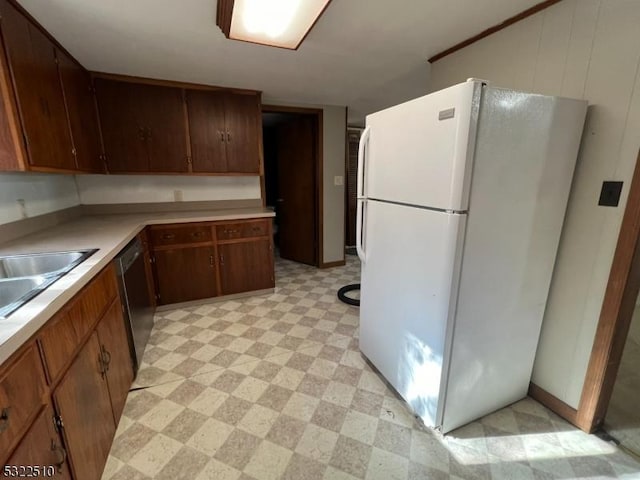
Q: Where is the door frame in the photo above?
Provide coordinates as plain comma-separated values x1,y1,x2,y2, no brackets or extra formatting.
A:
574,149,640,432
261,104,323,267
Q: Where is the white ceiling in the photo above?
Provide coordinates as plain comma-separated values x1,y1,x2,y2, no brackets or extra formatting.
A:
18,0,541,124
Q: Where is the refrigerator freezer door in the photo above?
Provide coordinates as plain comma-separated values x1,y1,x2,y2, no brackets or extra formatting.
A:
364,81,481,211
359,200,466,427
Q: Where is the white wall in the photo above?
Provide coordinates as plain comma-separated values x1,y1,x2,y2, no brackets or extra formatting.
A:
75,175,261,204
0,173,79,226
262,99,347,264
429,0,640,408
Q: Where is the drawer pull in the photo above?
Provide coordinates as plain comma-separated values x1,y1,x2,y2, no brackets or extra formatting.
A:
0,407,10,433
224,229,239,235
51,440,67,473
192,231,205,238
252,226,261,232
162,233,176,240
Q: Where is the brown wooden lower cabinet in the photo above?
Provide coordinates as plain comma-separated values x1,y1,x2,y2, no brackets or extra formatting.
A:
5,404,71,479
53,331,116,480
219,239,275,295
149,218,275,305
96,300,134,424
154,245,217,305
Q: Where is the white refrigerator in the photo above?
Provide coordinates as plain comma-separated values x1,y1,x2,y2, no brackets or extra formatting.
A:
357,80,587,434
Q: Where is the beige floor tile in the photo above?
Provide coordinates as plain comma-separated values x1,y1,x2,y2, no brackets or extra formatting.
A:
137,399,184,432
296,424,340,463
128,434,183,477
243,440,293,480
282,391,321,422
341,410,379,445
186,417,234,456
233,376,270,402
188,386,229,416
323,381,357,408
365,448,409,480
238,404,280,438
196,458,242,480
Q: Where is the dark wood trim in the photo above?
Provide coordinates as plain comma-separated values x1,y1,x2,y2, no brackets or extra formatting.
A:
182,89,193,173
216,0,234,37
317,110,324,267
576,149,640,432
294,0,333,51
320,260,346,269
89,71,261,96
262,104,324,267
257,94,266,207
529,382,578,425
428,0,563,63
215,0,333,51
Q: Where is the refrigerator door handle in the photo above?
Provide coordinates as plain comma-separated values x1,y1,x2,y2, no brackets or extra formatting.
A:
356,198,367,262
357,126,371,199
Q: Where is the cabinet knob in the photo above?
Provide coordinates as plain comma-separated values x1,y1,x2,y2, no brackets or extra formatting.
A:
162,233,176,240
226,131,232,142
192,231,205,238
218,131,225,142
0,407,10,433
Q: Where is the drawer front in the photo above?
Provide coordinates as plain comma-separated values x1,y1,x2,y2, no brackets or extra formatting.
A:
217,220,270,240
150,225,213,246
0,344,47,460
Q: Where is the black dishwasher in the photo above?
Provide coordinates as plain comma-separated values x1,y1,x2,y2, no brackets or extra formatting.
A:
115,237,154,375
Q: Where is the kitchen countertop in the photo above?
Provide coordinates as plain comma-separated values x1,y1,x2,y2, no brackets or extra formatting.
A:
0,207,275,364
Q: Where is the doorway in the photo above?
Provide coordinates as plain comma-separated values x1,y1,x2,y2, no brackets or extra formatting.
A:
605,297,640,456
262,106,322,267
345,128,363,251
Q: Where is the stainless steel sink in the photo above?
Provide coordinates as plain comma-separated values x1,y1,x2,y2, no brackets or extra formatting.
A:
0,249,97,319
0,251,87,278
0,277,48,309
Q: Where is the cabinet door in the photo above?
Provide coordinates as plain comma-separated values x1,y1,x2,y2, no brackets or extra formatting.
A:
5,404,71,479
96,301,133,425
224,93,260,173
0,0,74,170
219,239,274,295
53,332,115,480
57,50,103,172
186,89,227,172
95,79,150,172
145,85,189,173
154,246,217,305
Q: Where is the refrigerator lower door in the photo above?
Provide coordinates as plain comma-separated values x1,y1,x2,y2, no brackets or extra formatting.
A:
359,200,466,428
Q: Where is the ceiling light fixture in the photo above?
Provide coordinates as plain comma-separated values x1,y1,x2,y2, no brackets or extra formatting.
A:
216,0,332,50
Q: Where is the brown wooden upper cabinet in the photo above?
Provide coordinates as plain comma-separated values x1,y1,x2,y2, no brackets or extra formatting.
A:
0,0,103,173
56,50,104,172
0,0,74,170
187,90,261,174
95,78,189,173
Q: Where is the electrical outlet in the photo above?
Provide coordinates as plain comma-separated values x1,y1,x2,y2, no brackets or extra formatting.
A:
173,190,183,202
334,176,344,186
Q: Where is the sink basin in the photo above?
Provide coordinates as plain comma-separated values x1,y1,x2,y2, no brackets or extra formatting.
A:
0,277,48,312
0,251,88,278
0,249,97,319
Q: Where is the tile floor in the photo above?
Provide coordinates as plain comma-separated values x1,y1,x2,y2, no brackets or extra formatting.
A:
605,304,640,457
103,256,640,480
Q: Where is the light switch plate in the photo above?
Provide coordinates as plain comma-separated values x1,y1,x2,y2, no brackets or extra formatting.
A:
334,176,344,186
